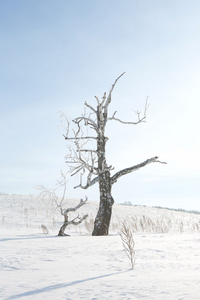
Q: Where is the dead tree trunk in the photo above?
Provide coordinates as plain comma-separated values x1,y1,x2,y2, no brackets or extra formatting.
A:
63,73,166,236
92,101,114,235
92,170,114,235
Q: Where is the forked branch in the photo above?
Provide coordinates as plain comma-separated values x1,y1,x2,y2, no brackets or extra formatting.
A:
61,197,88,215
58,196,88,236
108,97,149,125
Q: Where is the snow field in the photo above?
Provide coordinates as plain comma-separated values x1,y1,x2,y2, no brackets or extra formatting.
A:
1,231,200,299
1,195,200,299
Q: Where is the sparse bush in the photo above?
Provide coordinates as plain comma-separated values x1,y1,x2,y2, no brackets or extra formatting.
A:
41,224,49,234
119,221,135,269
84,216,94,235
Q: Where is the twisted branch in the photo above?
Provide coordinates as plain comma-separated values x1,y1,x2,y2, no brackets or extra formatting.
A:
111,156,166,184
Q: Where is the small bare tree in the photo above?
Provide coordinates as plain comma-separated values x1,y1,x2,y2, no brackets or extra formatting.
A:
57,197,88,236
119,221,135,269
62,73,166,236
37,172,88,236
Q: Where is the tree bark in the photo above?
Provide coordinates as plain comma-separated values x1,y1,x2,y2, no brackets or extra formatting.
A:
92,170,114,235
92,105,114,235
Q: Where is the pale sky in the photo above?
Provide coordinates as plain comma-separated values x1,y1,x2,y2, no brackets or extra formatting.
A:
1,0,200,210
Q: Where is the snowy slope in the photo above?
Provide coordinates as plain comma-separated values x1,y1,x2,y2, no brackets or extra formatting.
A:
1,194,200,235
1,194,200,299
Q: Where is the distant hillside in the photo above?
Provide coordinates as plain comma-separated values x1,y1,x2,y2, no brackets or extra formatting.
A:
1,194,200,235
120,200,200,215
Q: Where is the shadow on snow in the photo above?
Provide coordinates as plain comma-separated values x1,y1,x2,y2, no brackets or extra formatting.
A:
0,235,59,242
6,271,130,299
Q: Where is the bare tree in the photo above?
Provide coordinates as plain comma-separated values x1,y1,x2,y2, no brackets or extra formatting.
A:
37,172,88,236
62,73,166,236
57,197,88,236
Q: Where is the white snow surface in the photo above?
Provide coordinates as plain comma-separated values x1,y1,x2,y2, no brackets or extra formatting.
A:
1,194,200,299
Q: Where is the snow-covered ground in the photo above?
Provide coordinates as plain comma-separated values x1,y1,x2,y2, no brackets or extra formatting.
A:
1,194,200,299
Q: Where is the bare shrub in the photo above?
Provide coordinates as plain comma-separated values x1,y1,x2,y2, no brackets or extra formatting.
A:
84,215,94,235
41,224,49,234
119,221,135,269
